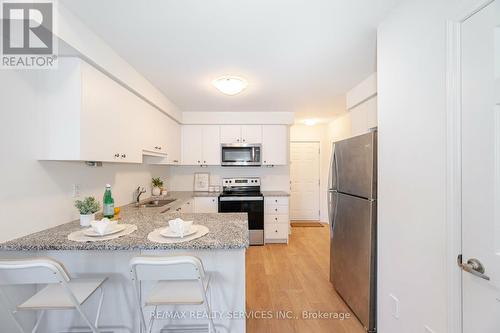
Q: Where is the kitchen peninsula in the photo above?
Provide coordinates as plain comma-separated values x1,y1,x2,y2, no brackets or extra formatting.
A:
0,196,249,333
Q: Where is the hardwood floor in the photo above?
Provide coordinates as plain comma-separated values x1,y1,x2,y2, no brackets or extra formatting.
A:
246,224,365,333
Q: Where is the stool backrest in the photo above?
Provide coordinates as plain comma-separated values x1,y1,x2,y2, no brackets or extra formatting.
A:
130,255,205,281
0,257,71,285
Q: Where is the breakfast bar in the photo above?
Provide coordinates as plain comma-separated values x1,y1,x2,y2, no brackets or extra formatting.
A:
0,204,249,333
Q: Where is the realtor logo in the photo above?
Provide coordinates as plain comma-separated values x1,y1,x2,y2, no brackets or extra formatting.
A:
1,0,57,68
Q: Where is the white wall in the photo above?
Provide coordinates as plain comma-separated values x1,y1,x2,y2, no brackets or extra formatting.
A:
0,70,169,243
376,0,482,332
290,124,330,222
168,166,290,192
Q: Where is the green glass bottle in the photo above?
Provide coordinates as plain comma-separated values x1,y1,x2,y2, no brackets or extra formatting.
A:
103,184,115,218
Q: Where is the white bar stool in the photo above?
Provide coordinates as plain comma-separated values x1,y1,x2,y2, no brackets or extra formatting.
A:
0,257,107,333
129,255,215,333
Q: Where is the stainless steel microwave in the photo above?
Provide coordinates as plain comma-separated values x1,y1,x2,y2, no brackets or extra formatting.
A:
221,144,261,166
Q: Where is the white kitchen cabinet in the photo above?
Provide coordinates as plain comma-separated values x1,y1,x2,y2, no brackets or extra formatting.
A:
202,126,221,165
39,58,142,163
38,58,181,164
194,197,218,213
264,196,289,244
181,125,203,165
220,125,241,144
165,117,181,164
262,125,288,165
181,125,220,165
241,125,262,143
175,199,194,213
220,125,262,144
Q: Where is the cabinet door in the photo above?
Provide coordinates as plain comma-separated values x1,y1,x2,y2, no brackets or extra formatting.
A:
181,200,194,213
182,125,203,165
202,125,221,165
165,116,181,164
262,125,288,165
194,197,218,213
241,125,262,143
81,61,140,163
220,125,241,143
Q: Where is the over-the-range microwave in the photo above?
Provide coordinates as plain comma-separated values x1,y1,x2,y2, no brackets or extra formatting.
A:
221,143,261,166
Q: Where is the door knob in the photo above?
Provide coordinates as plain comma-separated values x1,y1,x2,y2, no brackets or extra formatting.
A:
458,255,490,281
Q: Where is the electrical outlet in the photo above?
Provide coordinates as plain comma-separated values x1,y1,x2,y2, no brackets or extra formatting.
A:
389,294,400,319
424,325,436,333
72,184,80,198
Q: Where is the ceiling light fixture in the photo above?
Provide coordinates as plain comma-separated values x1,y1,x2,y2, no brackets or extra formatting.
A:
304,119,318,126
212,76,248,95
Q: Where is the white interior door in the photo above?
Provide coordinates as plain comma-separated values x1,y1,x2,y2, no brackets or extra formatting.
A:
290,142,320,220
461,1,500,331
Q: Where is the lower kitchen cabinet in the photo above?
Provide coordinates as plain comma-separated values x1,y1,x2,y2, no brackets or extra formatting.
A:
175,199,194,213
264,196,289,243
194,197,218,213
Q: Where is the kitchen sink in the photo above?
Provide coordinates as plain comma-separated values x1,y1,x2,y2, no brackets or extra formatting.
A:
142,199,176,207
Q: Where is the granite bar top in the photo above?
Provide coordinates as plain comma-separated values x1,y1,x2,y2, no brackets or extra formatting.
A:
262,191,290,197
0,195,248,251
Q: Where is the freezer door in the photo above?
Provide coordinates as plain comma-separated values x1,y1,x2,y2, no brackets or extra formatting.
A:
330,192,376,332
333,131,377,199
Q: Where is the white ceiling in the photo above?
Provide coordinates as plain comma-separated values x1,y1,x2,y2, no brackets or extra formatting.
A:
61,0,400,122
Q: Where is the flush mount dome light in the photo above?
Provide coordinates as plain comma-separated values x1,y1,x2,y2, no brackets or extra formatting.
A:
212,76,248,95
304,119,318,126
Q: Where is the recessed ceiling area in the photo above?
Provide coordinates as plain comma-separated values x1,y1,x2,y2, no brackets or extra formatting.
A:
61,0,400,121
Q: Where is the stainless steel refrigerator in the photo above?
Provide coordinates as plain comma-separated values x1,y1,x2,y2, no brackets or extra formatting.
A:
328,131,377,333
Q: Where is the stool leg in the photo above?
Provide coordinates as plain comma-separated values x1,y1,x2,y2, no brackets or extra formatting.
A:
147,305,157,333
74,303,100,333
94,287,104,328
31,310,45,333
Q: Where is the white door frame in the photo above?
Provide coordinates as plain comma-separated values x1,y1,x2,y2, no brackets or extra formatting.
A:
446,1,496,332
290,140,321,220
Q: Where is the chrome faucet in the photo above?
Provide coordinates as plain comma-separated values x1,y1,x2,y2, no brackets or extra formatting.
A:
135,186,146,204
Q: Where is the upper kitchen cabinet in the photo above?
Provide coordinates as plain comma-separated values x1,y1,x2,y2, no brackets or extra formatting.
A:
262,125,289,165
220,125,262,144
38,58,142,163
182,125,220,165
142,106,181,165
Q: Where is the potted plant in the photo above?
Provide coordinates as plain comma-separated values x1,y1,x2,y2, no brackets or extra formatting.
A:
151,177,163,196
74,197,100,227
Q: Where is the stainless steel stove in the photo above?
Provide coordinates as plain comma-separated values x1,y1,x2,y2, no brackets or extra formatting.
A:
218,177,264,245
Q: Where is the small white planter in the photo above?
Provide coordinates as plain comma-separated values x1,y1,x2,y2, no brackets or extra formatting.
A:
152,187,161,196
80,213,95,227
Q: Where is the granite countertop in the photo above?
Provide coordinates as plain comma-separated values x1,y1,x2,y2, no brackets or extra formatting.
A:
0,194,248,251
262,191,290,197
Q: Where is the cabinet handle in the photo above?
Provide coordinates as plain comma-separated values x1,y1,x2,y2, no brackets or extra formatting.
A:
275,199,278,203
121,154,126,158
242,139,246,142
173,160,179,163
197,160,200,164
275,229,278,233
275,208,278,212
275,217,278,221
237,138,240,142
204,160,206,163
114,153,120,158
158,146,162,150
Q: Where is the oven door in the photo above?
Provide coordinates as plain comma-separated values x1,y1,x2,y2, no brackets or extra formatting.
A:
221,144,261,166
218,196,264,245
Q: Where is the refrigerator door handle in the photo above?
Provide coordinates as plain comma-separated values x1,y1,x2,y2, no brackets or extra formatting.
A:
330,192,339,236
332,144,339,190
